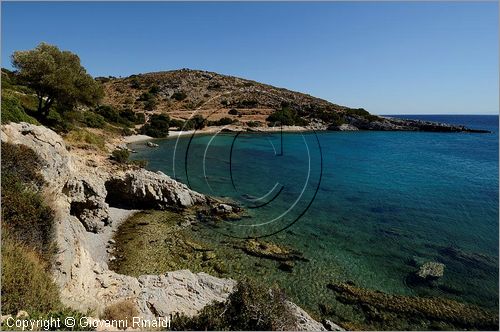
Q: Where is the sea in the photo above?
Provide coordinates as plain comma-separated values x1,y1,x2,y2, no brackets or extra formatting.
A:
129,115,499,315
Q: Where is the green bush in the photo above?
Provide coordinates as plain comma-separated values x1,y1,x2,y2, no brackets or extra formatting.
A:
1,142,61,315
1,92,38,125
135,112,146,124
1,143,55,260
149,84,160,94
95,105,143,127
266,107,305,126
1,235,61,315
344,108,380,122
129,77,141,89
111,149,130,163
228,109,239,115
183,115,206,130
171,91,187,101
138,92,154,101
169,118,184,128
121,127,134,136
172,280,297,330
139,114,170,138
83,111,106,128
235,99,258,108
95,105,120,123
144,99,157,111
208,117,234,126
119,108,137,123
247,121,261,128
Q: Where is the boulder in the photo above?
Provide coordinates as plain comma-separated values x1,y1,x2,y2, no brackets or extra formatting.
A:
286,301,327,331
105,169,206,209
323,319,345,331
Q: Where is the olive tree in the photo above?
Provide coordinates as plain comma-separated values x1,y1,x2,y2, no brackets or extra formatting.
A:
12,43,103,116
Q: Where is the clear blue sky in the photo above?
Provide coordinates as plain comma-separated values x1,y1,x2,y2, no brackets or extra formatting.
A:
2,1,498,115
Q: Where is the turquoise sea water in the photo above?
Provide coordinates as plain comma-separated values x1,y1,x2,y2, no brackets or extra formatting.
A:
130,115,498,312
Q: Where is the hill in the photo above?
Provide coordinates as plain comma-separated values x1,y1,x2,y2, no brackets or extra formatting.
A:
98,69,488,133
99,69,372,128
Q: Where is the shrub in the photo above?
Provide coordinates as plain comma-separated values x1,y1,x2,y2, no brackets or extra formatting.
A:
130,78,141,89
344,108,380,122
172,280,297,330
119,108,137,123
1,142,60,315
185,115,206,130
138,92,154,101
1,235,61,315
210,117,234,126
169,118,184,128
149,84,160,94
1,92,39,125
1,143,55,259
228,109,239,115
171,91,187,101
96,105,120,123
139,114,170,138
144,98,157,111
83,111,106,128
95,105,144,127
111,149,130,163
121,127,134,136
235,99,258,108
267,107,301,126
135,112,146,124
247,121,261,128
103,299,139,328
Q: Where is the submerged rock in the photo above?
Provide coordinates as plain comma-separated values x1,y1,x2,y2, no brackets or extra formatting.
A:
238,239,308,262
278,261,295,273
416,261,445,280
326,282,498,330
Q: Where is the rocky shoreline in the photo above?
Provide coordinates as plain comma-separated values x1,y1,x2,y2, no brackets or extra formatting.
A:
328,115,491,133
123,116,490,149
1,122,326,330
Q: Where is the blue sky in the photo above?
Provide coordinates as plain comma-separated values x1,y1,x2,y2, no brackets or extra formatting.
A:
1,1,498,115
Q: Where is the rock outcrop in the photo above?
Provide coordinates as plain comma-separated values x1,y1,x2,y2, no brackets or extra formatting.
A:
336,115,490,133
1,122,325,330
0,123,224,317
105,169,205,210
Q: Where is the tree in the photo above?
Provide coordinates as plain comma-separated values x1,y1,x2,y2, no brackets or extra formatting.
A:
12,43,103,116
140,114,170,138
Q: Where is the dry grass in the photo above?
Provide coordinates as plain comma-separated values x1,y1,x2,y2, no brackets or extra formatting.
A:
65,128,106,151
1,233,61,314
103,299,139,328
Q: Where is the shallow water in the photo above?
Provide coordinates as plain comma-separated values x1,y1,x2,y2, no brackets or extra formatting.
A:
129,115,499,314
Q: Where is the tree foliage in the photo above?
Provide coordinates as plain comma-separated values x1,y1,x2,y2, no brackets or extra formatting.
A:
12,43,103,116
140,114,170,138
